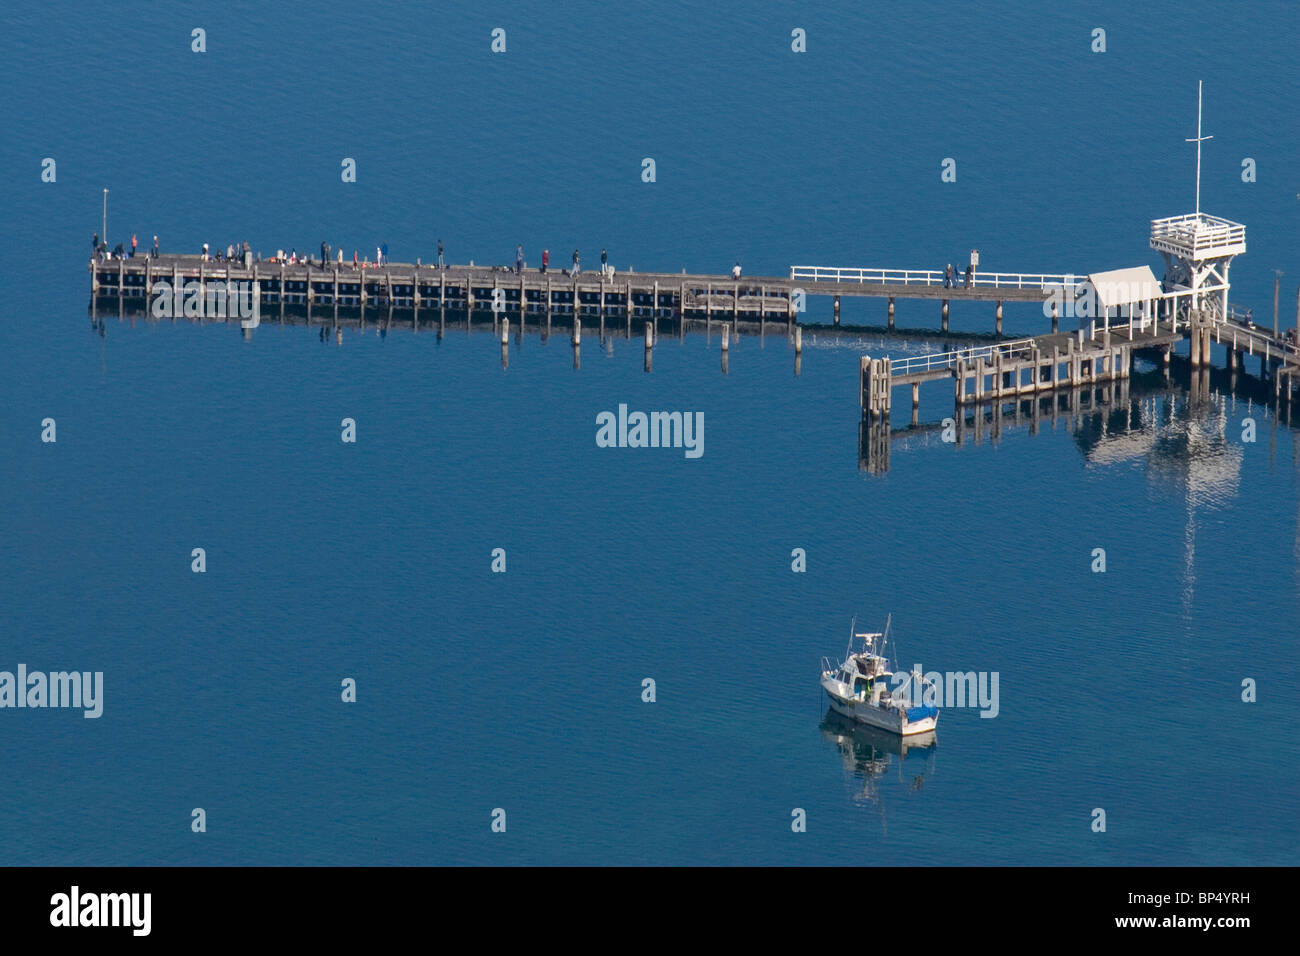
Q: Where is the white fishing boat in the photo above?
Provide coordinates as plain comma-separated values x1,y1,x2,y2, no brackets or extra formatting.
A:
820,615,939,736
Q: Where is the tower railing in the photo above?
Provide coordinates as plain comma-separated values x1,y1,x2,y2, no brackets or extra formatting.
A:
1149,214,1246,255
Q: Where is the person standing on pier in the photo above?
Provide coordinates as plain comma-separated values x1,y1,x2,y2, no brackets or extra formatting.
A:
131,234,137,258
381,242,388,266
516,243,524,274
321,241,330,267
600,248,607,276
573,249,581,274
732,261,742,280
437,239,444,269
92,233,99,259
964,263,973,288
541,249,549,273
202,242,209,262
152,235,159,258
353,250,359,269
944,263,954,288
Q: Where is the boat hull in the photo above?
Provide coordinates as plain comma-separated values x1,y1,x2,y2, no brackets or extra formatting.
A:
823,685,938,736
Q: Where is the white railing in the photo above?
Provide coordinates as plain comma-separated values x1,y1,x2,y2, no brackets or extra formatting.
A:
789,266,1082,291
888,337,1040,376
1159,284,1231,325
1149,214,1246,254
790,266,943,285
976,272,1082,290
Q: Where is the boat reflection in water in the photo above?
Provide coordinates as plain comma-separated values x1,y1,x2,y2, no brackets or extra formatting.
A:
820,709,937,821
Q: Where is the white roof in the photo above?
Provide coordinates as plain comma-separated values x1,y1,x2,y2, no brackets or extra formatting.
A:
1086,266,1162,309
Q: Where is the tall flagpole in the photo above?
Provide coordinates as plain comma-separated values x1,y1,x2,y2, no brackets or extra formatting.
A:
1185,80,1212,217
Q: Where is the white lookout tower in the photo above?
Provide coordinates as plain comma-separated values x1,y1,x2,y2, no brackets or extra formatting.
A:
1149,81,1246,323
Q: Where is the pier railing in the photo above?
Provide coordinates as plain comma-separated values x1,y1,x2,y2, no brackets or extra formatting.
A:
789,266,1081,291
1226,304,1257,325
888,338,1040,376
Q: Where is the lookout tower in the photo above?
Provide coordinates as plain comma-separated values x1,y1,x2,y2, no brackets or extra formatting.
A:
1149,81,1245,323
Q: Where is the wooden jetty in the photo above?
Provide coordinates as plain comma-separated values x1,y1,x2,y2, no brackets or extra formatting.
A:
82,236,1300,414
860,205,1300,423
859,373,1141,475
862,309,1300,424
861,319,1177,419
88,254,1070,335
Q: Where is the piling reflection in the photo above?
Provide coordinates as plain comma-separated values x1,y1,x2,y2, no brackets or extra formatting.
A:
860,368,1294,607
860,367,1290,484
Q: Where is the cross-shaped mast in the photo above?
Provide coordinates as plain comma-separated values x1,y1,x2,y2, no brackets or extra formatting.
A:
1185,80,1213,217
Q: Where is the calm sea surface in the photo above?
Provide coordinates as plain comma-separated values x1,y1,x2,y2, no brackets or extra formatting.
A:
1,1,1297,864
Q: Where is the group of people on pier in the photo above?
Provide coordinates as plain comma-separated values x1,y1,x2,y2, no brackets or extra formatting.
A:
201,241,251,265
943,261,974,288
91,232,158,262
514,246,621,279
94,233,743,287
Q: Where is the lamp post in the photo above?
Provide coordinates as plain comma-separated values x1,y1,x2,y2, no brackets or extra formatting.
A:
102,188,108,246
1274,270,1282,338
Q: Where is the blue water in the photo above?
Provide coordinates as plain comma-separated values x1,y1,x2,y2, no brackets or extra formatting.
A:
2,1,1298,865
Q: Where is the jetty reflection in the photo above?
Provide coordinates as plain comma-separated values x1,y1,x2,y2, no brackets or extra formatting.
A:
820,711,937,816
860,366,1297,477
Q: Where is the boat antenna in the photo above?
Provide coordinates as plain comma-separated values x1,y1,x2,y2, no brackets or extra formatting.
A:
845,615,856,661
880,614,892,664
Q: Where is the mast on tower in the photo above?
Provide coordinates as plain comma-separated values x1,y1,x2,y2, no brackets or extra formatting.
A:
1149,81,1245,323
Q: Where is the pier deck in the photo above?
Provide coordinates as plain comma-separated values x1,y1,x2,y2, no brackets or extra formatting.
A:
862,312,1300,423
89,254,1058,331
83,252,1300,424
